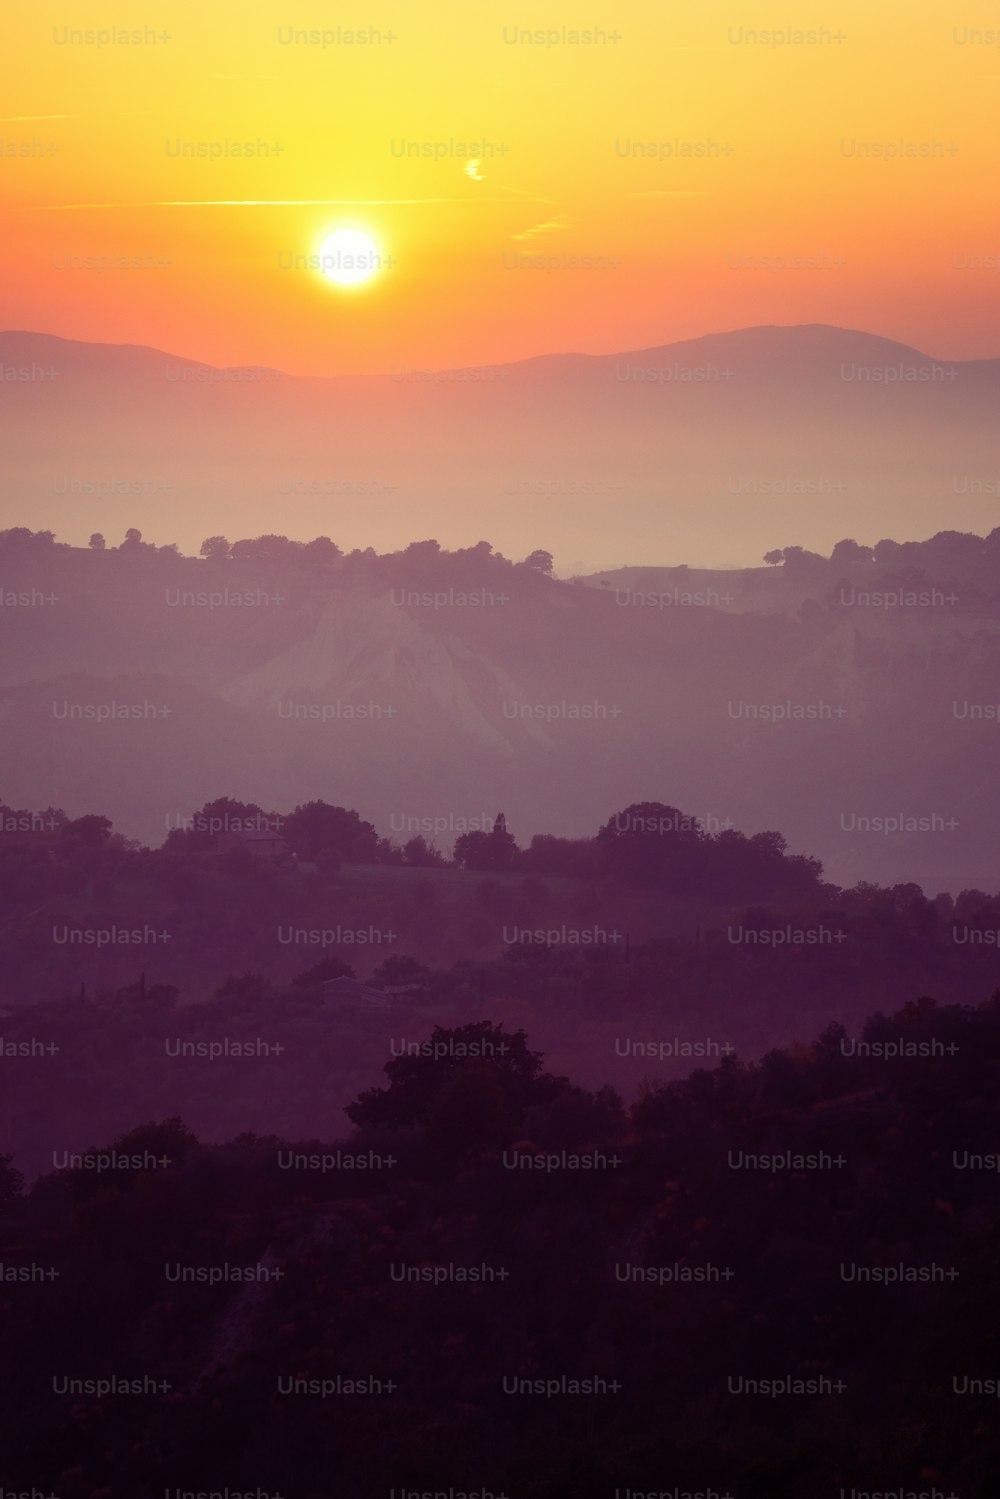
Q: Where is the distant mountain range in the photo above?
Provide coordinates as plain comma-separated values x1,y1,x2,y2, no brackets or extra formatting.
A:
2,323,999,565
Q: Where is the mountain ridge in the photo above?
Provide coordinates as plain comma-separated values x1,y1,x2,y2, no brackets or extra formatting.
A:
1,320,992,381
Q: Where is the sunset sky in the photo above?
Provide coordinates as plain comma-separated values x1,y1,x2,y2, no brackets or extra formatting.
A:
4,0,1000,376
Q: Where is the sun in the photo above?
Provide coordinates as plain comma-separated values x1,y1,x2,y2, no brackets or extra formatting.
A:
317,228,383,288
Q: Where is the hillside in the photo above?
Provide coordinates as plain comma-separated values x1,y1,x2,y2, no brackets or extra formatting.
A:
1,529,999,889
2,793,1000,1181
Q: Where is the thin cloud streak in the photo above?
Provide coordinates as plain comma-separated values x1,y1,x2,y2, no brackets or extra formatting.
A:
28,197,479,211
499,185,559,206
511,216,570,241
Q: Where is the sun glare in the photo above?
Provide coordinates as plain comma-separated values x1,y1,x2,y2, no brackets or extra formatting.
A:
317,228,382,288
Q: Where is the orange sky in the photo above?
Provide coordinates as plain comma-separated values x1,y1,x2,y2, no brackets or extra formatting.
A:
3,0,1000,374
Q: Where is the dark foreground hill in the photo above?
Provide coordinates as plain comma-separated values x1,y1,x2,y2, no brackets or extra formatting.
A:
2,996,1000,1495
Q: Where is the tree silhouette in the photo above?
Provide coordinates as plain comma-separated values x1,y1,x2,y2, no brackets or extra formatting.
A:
282,801,379,863
200,535,230,561
60,814,113,848
454,815,518,871
597,802,705,888
403,835,445,867
403,539,441,560
345,1022,545,1135
303,536,341,562
831,538,874,563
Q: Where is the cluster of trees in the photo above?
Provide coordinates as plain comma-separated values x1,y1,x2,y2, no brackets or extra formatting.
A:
455,801,824,903
4,872,1000,1180
5,790,1000,1057
0,527,556,573
0,526,180,555
0,525,63,555
199,532,342,562
160,795,445,871
341,1020,613,1152
764,527,1000,575
7,525,999,593
11,790,1000,917
764,538,876,568
2,789,827,904
198,535,556,572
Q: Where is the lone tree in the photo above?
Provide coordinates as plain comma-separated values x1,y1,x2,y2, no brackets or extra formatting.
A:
60,814,114,848
402,835,445,867
781,545,825,572
404,539,441,561
831,538,874,564
200,535,230,561
282,801,380,864
596,802,705,889
453,812,518,871
345,1021,549,1147
303,536,341,562
88,533,106,551
763,549,784,566
524,549,554,574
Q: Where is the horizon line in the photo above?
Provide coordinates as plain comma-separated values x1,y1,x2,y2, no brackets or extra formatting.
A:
0,320,980,382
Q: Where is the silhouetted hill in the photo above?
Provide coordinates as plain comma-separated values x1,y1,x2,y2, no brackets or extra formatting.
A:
2,787,999,1180
1,528,999,889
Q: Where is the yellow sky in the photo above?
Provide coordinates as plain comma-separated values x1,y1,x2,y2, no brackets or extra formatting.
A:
3,0,1000,372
